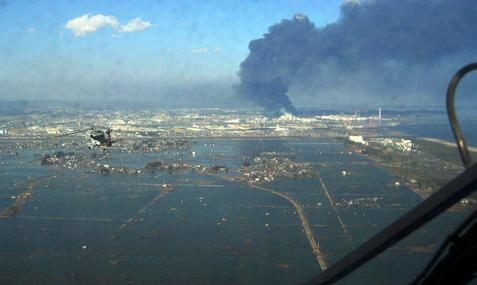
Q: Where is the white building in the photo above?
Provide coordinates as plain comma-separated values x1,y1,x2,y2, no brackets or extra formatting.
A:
378,138,413,152
348,135,368,145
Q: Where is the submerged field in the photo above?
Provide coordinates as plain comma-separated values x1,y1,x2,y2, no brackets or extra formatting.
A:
0,138,468,284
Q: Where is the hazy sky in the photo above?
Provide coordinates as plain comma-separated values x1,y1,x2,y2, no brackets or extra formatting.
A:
0,0,342,104
236,0,477,110
2,0,475,110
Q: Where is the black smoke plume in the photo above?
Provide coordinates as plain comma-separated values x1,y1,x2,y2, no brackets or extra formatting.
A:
237,0,477,110
236,77,295,113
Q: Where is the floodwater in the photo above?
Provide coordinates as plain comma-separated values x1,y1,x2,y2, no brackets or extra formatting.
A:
0,138,467,284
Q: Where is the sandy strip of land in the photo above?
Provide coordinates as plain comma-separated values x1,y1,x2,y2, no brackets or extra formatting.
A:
420,137,477,152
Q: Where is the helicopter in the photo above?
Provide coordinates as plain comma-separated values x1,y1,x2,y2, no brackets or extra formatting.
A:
87,128,114,149
53,127,119,150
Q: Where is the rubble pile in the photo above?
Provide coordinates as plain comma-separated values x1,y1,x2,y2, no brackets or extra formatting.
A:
336,197,383,208
118,139,190,153
95,164,141,176
39,151,97,169
144,160,192,173
144,160,228,176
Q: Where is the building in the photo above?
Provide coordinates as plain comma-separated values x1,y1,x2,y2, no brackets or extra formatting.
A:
348,135,368,145
46,127,60,134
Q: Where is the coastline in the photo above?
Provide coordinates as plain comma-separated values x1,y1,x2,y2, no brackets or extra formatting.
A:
419,137,477,153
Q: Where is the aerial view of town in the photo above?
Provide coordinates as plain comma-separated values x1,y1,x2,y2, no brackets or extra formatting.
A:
0,104,474,284
1,0,476,284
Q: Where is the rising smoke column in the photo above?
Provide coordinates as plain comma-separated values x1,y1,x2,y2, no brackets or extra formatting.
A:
237,0,477,109
236,77,296,113
237,14,316,113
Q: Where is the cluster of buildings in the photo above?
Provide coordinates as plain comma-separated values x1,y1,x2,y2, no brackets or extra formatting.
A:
0,106,401,141
234,152,314,184
377,138,414,152
348,135,415,152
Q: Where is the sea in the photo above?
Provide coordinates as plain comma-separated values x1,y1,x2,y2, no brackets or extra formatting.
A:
391,118,477,146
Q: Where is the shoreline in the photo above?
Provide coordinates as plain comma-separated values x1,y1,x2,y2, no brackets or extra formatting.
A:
419,137,477,153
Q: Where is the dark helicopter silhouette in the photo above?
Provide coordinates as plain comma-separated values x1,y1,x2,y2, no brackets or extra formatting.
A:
87,128,114,149
53,127,120,149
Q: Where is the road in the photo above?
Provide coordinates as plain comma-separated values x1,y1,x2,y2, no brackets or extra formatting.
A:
247,183,329,271
316,169,354,247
